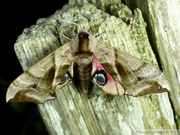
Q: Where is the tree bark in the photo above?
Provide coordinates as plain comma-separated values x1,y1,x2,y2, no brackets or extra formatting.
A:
14,0,179,134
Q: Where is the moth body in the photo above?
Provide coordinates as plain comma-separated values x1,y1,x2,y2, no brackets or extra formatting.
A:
72,32,94,93
69,32,124,94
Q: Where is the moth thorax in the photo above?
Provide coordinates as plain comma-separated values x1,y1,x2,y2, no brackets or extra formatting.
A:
78,32,90,53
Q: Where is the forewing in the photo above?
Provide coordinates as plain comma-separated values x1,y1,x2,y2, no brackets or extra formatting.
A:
95,42,170,96
6,43,73,103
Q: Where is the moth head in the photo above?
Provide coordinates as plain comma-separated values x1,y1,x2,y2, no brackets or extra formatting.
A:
70,31,97,54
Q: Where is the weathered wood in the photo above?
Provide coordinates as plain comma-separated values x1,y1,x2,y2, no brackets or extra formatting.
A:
13,0,178,134
124,0,180,129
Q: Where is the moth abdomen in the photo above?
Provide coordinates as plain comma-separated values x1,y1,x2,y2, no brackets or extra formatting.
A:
77,64,92,80
74,56,93,93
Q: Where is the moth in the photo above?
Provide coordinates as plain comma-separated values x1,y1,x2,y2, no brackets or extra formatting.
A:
6,31,170,103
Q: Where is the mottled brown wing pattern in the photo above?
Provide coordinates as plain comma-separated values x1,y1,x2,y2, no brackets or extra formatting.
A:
6,43,73,103
6,32,170,104
95,42,170,96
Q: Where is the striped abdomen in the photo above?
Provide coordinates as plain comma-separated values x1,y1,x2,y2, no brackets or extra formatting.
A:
74,55,93,93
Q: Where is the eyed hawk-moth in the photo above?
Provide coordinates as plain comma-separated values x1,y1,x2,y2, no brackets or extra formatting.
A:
6,31,170,103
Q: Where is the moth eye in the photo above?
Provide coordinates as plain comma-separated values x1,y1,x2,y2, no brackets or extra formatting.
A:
94,71,106,85
58,73,69,85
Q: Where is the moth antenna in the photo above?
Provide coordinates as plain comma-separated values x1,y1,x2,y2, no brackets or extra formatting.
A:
59,33,71,41
59,19,79,33
94,31,105,39
91,20,106,35
60,19,79,27
57,20,80,41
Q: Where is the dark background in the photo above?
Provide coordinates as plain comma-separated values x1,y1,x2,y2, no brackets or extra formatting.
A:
1,1,68,134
